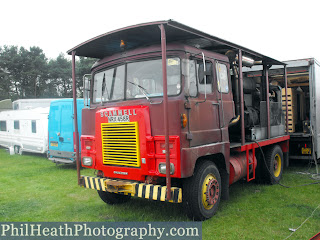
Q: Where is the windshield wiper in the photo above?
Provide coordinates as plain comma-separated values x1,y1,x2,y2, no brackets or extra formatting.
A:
127,81,163,105
128,81,151,102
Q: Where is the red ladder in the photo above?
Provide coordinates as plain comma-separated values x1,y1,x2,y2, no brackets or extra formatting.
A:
246,144,256,182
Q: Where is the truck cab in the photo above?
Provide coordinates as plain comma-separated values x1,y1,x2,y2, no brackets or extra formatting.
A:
81,43,235,179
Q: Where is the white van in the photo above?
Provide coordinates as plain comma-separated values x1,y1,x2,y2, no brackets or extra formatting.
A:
0,107,49,154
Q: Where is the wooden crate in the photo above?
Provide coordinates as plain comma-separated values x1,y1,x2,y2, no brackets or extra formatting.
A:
282,88,297,132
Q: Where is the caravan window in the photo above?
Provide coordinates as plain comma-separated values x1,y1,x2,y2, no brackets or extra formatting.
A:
31,120,36,133
0,121,6,131
14,120,20,130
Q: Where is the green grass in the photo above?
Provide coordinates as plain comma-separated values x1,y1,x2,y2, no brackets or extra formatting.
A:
0,148,319,239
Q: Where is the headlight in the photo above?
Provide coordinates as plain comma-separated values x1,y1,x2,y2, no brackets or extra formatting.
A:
82,157,93,166
158,163,175,175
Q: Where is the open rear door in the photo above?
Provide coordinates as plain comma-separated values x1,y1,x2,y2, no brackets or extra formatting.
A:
59,102,74,152
310,59,320,159
48,104,60,150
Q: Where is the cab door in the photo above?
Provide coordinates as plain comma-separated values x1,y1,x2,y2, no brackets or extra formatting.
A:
187,57,222,147
215,60,235,142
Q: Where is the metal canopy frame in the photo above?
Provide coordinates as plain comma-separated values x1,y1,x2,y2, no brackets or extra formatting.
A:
69,20,288,201
67,20,284,66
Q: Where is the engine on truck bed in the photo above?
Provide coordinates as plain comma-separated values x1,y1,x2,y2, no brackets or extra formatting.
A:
228,54,285,142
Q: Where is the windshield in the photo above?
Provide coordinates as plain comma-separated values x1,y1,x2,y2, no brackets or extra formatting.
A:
93,58,181,103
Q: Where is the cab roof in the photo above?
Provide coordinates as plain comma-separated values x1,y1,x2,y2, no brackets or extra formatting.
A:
67,20,284,66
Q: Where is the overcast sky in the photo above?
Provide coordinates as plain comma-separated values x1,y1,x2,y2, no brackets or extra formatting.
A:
1,0,319,62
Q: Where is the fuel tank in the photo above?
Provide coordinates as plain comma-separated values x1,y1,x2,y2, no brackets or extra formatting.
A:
229,151,257,185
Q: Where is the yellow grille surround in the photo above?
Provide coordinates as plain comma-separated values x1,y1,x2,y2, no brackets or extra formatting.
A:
101,122,141,167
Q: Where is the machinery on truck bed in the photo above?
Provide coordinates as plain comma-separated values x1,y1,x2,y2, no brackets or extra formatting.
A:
244,58,320,161
68,20,290,220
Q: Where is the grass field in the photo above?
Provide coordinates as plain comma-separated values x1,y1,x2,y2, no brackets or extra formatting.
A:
0,148,319,239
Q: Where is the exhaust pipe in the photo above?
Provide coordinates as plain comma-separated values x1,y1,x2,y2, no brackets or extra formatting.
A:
226,50,262,67
229,115,240,127
225,51,261,126
226,51,240,118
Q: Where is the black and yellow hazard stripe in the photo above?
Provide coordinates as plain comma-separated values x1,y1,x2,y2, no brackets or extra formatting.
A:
134,183,182,203
81,176,182,203
83,176,107,191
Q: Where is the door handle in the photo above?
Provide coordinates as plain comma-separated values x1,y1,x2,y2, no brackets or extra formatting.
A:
212,102,225,128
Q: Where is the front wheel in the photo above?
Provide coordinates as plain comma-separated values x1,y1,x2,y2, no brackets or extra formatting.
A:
183,161,221,221
97,190,131,205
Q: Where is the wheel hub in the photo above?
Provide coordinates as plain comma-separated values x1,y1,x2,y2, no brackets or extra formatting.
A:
273,153,282,177
274,160,278,171
205,179,219,206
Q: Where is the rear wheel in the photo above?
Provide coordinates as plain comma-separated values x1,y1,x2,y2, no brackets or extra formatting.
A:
183,161,221,221
97,190,131,205
264,145,283,184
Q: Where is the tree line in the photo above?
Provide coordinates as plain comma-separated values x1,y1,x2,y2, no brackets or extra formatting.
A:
0,45,96,100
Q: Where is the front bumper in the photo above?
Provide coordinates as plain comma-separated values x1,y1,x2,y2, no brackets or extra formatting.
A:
81,176,182,203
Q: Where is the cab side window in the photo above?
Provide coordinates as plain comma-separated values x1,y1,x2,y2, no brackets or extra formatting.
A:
188,60,198,97
216,62,229,93
197,61,213,94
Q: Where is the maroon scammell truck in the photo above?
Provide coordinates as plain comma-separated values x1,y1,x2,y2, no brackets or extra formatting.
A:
68,20,290,220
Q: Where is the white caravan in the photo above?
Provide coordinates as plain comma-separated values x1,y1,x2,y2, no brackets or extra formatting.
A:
12,99,58,110
0,107,49,155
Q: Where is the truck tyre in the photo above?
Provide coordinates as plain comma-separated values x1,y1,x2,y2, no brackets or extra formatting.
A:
264,145,283,184
97,190,131,205
183,161,221,221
